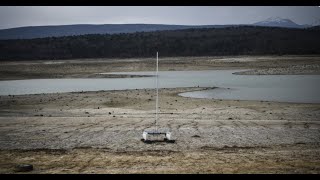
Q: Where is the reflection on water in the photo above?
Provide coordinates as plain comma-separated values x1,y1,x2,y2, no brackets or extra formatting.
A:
0,70,319,103
179,87,320,103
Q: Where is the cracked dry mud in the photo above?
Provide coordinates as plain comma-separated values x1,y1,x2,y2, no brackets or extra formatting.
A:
0,87,320,173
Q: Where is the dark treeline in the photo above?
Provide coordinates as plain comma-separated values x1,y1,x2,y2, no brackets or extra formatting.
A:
0,26,320,60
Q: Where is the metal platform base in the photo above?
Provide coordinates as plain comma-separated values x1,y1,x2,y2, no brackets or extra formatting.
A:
141,130,175,143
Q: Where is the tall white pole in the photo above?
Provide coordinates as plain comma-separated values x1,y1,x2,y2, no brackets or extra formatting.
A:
155,52,159,132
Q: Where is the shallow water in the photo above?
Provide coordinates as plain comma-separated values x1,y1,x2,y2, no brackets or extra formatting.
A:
0,70,320,103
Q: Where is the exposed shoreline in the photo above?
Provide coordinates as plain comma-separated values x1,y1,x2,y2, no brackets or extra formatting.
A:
0,86,320,173
1,55,320,81
1,55,320,173
233,64,320,75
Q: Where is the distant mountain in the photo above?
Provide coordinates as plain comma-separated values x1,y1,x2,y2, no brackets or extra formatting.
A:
0,24,235,40
253,17,309,29
0,18,317,40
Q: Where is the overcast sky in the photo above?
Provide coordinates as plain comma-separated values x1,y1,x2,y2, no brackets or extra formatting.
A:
0,6,319,29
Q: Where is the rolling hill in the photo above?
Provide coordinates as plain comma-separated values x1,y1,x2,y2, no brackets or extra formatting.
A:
0,18,313,40
0,24,234,40
1,26,319,60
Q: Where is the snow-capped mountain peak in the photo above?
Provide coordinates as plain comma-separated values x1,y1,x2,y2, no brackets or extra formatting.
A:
262,17,293,23
253,17,304,28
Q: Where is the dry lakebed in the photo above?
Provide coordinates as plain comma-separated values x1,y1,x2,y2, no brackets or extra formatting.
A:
0,56,320,173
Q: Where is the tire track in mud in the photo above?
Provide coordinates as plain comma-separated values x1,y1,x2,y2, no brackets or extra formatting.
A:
131,119,146,130
192,120,200,135
215,121,226,129
75,155,97,173
59,123,105,148
231,121,241,128
251,121,269,129
2,116,320,150
175,122,193,130
100,119,147,131
236,121,249,128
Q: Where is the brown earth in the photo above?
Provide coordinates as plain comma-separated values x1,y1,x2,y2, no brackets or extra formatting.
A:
0,86,320,173
0,55,320,173
1,55,320,80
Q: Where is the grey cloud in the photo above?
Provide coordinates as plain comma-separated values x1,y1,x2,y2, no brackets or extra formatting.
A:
0,6,319,29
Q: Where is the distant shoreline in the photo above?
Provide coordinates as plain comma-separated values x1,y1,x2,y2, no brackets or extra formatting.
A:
0,55,320,81
233,64,320,75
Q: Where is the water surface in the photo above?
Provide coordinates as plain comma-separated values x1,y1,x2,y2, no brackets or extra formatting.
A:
0,70,319,103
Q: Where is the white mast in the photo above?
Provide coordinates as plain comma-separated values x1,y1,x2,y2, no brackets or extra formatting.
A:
155,52,159,132
142,51,173,142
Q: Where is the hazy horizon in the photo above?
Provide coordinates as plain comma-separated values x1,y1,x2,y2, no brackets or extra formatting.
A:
0,6,319,30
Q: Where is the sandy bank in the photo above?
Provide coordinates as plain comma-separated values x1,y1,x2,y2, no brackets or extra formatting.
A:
0,87,319,173
234,64,320,75
1,55,320,80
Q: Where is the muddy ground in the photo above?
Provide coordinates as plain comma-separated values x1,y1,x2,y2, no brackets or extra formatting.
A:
0,55,320,173
1,55,320,80
0,86,320,173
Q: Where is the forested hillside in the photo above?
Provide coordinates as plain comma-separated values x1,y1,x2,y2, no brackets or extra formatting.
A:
0,26,319,60
0,24,233,40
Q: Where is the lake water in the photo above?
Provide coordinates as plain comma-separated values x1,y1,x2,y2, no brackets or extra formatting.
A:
0,70,320,103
